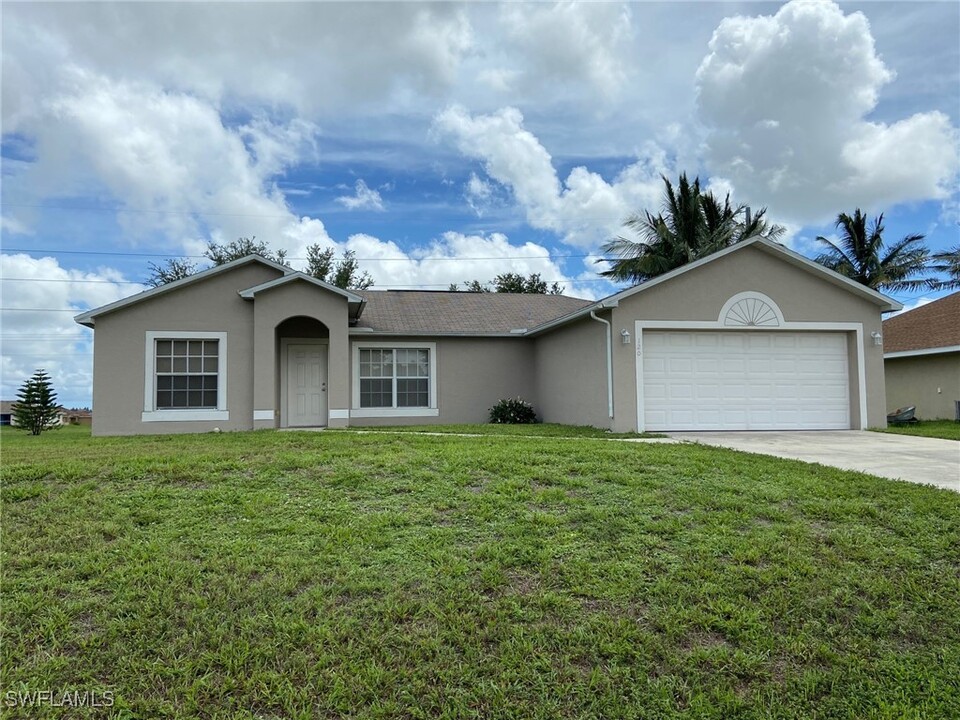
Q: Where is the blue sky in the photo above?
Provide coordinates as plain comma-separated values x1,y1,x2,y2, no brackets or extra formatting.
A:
2,1,958,407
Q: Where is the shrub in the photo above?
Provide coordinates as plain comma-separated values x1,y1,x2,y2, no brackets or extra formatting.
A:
489,397,538,424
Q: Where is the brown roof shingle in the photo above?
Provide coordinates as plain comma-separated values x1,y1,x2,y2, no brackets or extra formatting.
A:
355,290,592,334
883,291,960,353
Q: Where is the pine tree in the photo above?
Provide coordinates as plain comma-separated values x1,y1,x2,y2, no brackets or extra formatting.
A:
12,369,61,436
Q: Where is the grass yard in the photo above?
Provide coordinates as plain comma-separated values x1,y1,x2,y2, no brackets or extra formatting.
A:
874,419,960,441
2,427,959,719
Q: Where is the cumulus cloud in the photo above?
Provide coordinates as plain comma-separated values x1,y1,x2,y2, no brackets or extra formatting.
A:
342,230,598,299
335,180,385,212
0,253,144,407
696,0,959,224
6,68,332,261
434,105,670,247
493,3,633,103
2,3,475,129
464,172,495,216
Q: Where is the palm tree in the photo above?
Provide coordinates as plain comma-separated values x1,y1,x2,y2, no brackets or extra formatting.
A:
929,245,960,290
814,210,930,292
599,173,784,284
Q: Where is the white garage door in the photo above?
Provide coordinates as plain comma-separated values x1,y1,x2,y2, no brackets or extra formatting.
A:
642,331,850,431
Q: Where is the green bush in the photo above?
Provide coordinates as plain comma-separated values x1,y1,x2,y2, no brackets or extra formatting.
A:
489,397,538,424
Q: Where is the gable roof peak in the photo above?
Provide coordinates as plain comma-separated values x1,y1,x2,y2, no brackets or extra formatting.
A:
74,254,290,327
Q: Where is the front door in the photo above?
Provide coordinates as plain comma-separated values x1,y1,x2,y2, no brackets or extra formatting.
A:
287,344,327,427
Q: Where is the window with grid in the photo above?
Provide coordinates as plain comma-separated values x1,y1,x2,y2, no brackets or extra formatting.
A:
154,339,219,409
358,347,429,408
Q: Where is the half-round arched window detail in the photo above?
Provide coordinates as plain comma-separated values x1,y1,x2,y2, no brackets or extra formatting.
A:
719,292,784,327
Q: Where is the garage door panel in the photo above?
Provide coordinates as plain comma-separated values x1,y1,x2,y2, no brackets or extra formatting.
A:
697,384,721,400
643,330,850,431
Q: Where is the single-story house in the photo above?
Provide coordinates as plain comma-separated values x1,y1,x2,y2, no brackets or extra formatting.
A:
66,408,94,426
883,291,960,420
75,236,900,436
0,401,69,427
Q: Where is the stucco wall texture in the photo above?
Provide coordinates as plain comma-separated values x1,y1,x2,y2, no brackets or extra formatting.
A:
885,353,960,420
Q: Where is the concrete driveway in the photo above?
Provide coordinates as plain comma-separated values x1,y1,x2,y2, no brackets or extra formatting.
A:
667,431,960,492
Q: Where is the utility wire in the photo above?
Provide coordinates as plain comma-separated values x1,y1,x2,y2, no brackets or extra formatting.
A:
2,247,600,262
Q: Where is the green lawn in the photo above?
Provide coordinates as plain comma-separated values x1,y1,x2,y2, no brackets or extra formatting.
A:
2,428,958,719
874,419,960,441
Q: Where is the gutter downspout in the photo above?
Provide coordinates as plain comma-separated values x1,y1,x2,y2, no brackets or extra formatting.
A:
589,310,614,419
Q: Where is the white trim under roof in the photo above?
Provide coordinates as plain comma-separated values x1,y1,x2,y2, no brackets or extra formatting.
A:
885,345,960,359
347,329,525,337
238,272,364,303
601,237,901,311
525,237,901,337
74,255,290,327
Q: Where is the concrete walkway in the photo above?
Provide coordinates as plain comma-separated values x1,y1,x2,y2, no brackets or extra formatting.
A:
668,431,959,492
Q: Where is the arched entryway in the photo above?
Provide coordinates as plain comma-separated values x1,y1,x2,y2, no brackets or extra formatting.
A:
276,316,330,427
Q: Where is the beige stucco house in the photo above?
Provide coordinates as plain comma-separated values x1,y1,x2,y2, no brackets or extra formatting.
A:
75,237,900,436
883,292,960,420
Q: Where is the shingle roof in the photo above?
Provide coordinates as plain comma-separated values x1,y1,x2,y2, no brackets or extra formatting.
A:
883,291,960,354
354,290,593,334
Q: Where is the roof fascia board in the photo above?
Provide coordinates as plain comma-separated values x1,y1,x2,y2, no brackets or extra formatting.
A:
751,239,902,311
884,345,960,359
598,237,900,311
348,329,526,338
528,237,901,337
238,272,364,303
74,255,290,327
524,303,610,336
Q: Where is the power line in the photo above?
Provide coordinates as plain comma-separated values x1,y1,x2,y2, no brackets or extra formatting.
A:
2,247,599,262
2,277,147,285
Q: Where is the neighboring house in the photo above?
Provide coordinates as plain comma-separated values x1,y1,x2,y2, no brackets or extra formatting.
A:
75,237,899,436
65,408,94,426
0,401,68,427
0,401,13,426
883,292,960,420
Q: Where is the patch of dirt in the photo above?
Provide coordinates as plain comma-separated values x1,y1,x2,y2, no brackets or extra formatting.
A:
680,629,732,652
505,570,541,596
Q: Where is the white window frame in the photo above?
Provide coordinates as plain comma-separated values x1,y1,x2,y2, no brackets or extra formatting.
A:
142,331,229,422
351,341,438,418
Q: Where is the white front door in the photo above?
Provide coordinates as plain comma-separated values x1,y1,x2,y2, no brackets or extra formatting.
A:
287,344,327,427
642,330,851,431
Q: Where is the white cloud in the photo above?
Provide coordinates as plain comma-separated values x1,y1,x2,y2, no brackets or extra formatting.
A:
335,180,385,212
464,172,494,216
342,230,600,299
2,3,475,130
494,3,633,103
9,68,331,262
0,253,144,407
434,105,669,247
0,216,32,235
696,0,959,225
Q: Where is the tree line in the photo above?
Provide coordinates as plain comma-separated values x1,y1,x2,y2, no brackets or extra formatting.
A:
148,237,565,294
148,238,374,290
